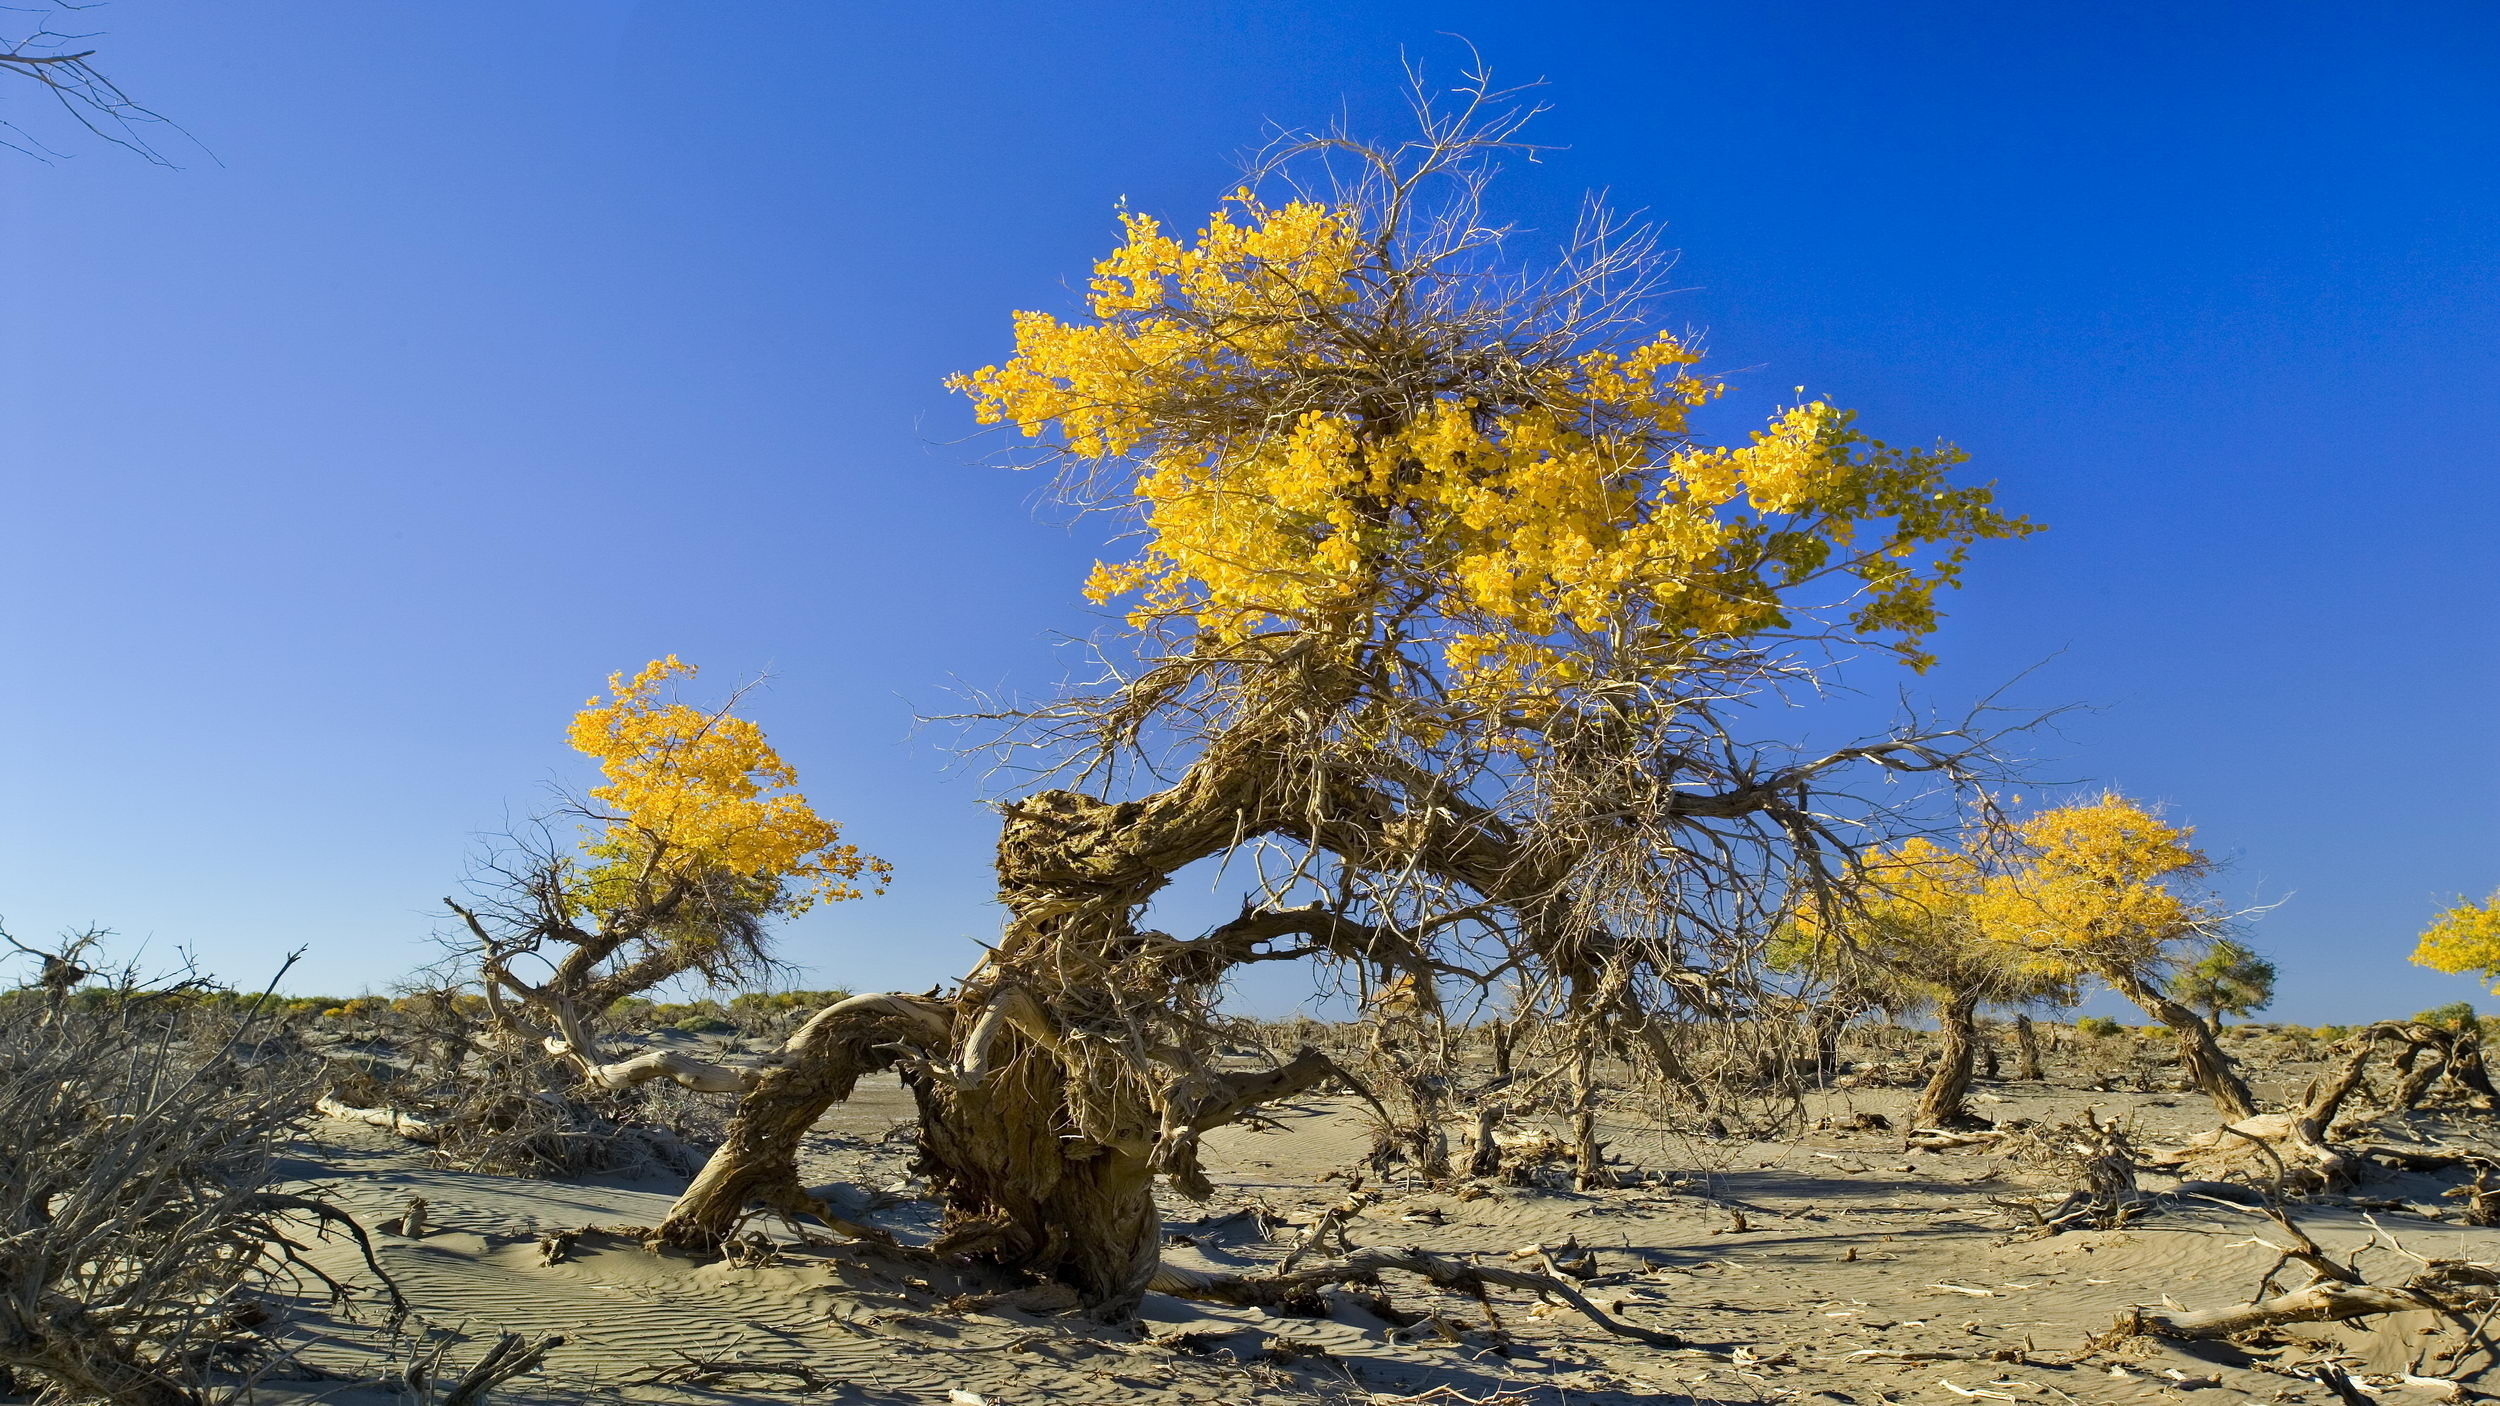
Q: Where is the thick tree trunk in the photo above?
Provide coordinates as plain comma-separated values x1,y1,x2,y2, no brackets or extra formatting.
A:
1810,1002,1858,1086
1914,992,1985,1130
2109,971,2257,1120
2447,1027,2500,1108
2394,1048,2449,1109
1466,1100,1506,1178
2014,1013,2045,1081
909,1047,1164,1315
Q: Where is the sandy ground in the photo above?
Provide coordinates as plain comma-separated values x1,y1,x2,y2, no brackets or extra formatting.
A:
253,1051,2500,1406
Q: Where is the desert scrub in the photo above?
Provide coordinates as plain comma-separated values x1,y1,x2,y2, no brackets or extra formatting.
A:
0,957,390,1403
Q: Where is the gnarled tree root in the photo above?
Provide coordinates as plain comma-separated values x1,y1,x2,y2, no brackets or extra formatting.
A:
1149,1245,1678,1347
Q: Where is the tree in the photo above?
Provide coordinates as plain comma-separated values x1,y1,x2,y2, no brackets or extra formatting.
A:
2412,892,2500,989
3,3,180,163
1975,795,2258,1119
1782,838,2073,1129
451,657,887,1095
656,76,2034,1318
2170,937,2275,1030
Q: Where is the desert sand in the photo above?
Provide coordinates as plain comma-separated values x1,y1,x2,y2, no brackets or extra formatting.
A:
236,1030,2500,1406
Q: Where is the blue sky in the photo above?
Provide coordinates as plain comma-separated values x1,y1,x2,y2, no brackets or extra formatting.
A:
1,2,2493,1020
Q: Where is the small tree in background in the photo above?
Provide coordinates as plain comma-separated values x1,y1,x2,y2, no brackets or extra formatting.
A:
1781,838,2072,1129
450,657,887,1094
1976,795,2257,1119
2170,937,2276,1031
2413,892,2500,991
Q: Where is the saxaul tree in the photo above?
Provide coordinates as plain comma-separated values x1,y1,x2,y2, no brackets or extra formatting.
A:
450,657,887,1095
655,74,2035,1317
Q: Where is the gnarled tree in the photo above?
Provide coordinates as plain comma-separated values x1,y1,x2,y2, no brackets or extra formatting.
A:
656,79,2036,1318
450,657,888,1096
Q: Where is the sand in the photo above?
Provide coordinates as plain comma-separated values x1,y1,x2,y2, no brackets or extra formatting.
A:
251,1047,2500,1406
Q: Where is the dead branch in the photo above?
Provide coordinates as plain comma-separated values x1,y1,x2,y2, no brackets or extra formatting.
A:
1150,1244,1679,1347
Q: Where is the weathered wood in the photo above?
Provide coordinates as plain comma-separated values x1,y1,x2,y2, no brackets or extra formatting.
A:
1150,1245,1679,1347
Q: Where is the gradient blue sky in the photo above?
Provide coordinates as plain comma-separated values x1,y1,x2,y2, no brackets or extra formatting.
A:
2,2,2493,1020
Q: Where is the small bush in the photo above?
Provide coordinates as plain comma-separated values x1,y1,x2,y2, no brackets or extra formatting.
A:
2413,1002,2480,1032
2075,1016,2124,1038
0,966,390,1400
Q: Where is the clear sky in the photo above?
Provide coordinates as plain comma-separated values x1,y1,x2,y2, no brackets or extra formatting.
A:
2,2,2493,1021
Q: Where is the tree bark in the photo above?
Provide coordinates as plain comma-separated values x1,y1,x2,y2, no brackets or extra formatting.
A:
655,996,939,1248
1569,1045,1614,1190
1914,991,1986,1130
2014,1013,2044,1081
2108,970,2257,1120
909,1045,1165,1315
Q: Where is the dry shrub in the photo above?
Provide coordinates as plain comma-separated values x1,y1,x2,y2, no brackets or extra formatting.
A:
1994,1110,2151,1234
0,966,389,1403
303,977,742,1178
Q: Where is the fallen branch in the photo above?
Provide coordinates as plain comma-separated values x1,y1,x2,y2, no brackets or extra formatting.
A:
315,1093,445,1144
2119,1261,2500,1341
1150,1245,1677,1347
442,1332,564,1406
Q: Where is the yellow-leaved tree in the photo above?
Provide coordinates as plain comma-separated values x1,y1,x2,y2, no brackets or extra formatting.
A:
1781,838,2074,1130
450,657,885,1095
655,80,2037,1320
1974,795,2257,1119
2412,893,2500,989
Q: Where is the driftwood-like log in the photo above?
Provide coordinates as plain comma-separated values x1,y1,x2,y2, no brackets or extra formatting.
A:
2127,1281,2435,1340
575,1047,756,1094
315,1093,445,1144
439,1332,565,1406
1150,1245,1677,1347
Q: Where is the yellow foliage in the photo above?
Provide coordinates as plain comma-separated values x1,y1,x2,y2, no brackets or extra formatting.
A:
1786,796,2219,1005
2412,892,2500,989
1971,795,2216,984
949,194,2033,708
1785,837,2067,1008
567,658,888,915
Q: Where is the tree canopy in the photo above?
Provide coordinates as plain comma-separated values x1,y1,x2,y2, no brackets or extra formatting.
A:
2413,893,2500,991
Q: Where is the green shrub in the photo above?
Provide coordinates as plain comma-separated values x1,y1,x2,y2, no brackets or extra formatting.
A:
2413,1002,2480,1032
2075,1015,2124,1038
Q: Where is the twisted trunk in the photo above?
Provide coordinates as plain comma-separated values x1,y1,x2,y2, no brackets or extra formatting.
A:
1914,990,1985,1130
2108,970,2257,1120
656,996,941,1246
